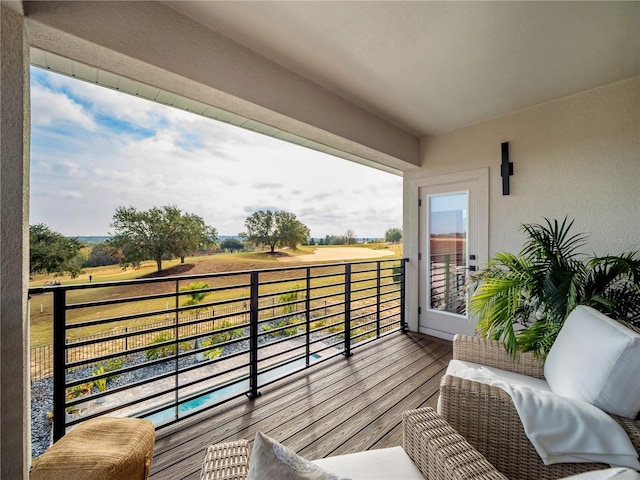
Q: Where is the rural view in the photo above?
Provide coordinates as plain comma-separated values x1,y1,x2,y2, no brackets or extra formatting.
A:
29,207,405,458
28,65,463,460
29,65,409,458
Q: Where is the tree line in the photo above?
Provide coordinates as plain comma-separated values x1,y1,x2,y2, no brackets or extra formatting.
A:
29,205,402,278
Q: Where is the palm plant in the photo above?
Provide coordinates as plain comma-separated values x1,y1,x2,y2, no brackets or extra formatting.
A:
470,218,640,358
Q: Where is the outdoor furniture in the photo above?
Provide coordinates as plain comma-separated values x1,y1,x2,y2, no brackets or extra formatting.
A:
30,417,155,480
439,307,640,480
199,407,506,480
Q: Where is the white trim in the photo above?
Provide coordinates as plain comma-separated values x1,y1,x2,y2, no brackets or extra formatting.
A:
420,327,455,342
403,168,489,335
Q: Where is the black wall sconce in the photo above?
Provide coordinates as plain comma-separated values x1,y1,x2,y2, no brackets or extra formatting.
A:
501,141,514,195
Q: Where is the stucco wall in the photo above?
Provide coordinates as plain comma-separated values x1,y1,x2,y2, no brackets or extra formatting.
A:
403,77,639,334
0,5,31,479
407,76,640,257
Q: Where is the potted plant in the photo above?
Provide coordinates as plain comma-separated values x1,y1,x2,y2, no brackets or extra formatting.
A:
469,218,640,358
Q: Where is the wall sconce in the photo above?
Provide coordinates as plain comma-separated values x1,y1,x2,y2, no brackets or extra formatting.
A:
501,141,513,195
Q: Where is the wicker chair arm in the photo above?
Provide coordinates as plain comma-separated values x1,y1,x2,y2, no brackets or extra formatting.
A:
452,335,545,379
403,407,507,480
612,416,640,455
439,375,610,480
200,440,251,480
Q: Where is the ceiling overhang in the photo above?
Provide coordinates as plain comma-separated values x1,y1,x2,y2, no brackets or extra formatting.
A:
24,1,422,174
30,48,406,176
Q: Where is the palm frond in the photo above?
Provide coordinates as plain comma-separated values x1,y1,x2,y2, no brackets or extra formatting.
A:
520,217,588,263
515,320,562,359
471,217,639,358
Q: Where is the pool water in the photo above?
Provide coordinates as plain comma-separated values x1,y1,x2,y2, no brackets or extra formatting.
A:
144,353,322,425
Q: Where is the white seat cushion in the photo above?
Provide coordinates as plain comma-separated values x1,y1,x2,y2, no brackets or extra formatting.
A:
544,305,640,418
444,358,551,390
312,446,424,480
438,358,551,414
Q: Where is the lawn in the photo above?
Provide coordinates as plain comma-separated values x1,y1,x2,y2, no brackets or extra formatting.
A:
29,245,402,346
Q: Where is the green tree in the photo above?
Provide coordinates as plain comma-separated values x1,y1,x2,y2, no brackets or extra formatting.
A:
29,224,83,278
180,281,210,317
220,237,244,252
110,205,216,271
345,229,356,245
278,211,310,250
240,210,309,253
241,210,277,253
171,213,218,263
324,234,348,245
85,242,121,267
385,228,402,244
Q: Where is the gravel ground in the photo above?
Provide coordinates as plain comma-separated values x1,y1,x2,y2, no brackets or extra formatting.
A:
31,378,53,458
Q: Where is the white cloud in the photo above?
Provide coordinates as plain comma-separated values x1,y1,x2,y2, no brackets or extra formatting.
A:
41,70,167,127
31,85,97,130
30,69,403,238
59,190,83,199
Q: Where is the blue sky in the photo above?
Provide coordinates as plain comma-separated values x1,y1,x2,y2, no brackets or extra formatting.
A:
29,67,402,239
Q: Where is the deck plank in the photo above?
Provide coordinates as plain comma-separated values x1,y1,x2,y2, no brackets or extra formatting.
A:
150,332,452,480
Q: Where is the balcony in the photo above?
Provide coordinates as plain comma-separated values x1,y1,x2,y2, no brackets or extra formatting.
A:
150,331,451,478
27,257,455,476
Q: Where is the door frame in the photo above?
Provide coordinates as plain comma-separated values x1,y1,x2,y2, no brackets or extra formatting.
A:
404,168,489,338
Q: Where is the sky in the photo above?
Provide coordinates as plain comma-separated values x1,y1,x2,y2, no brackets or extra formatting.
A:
29,67,403,239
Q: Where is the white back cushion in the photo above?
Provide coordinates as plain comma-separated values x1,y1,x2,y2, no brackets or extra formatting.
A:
313,447,424,480
544,305,640,418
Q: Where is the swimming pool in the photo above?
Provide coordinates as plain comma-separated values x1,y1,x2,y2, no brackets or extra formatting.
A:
144,353,322,425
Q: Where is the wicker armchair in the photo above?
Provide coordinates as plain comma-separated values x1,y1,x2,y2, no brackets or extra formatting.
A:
439,335,640,480
200,407,506,480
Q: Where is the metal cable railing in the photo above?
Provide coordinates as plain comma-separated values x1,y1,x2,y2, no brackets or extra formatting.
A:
29,258,407,440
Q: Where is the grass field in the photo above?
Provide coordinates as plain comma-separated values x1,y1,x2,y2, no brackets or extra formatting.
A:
29,245,402,347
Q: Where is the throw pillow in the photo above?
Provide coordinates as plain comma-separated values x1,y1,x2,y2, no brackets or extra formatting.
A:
544,305,640,418
247,431,351,480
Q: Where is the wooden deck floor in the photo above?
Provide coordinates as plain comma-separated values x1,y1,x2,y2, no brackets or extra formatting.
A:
150,332,453,479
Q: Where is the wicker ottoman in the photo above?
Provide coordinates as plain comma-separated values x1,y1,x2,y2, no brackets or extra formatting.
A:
31,417,155,480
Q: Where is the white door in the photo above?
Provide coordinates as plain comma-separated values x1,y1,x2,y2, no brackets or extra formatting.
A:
419,179,486,339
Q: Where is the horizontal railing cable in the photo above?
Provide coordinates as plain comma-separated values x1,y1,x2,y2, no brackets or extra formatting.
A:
28,258,406,441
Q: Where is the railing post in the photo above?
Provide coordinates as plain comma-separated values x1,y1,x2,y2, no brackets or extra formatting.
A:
401,258,407,332
344,264,352,357
305,267,311,366
173,279,180,420
248,271,261,398
376,261,381,338
444,254,451,311
52,288,67,442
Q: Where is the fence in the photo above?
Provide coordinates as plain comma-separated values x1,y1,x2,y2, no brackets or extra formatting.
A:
28,258,406,441
30,298,305,381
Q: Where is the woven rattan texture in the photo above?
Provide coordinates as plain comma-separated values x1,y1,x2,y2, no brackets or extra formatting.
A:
452,334,545,379
30,417,155,480
403,408,507,480
200,440,251,480
200,408,507,480
441,335,640,480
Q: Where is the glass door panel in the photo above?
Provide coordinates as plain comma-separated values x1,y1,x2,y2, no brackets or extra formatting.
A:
428,193,468,316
